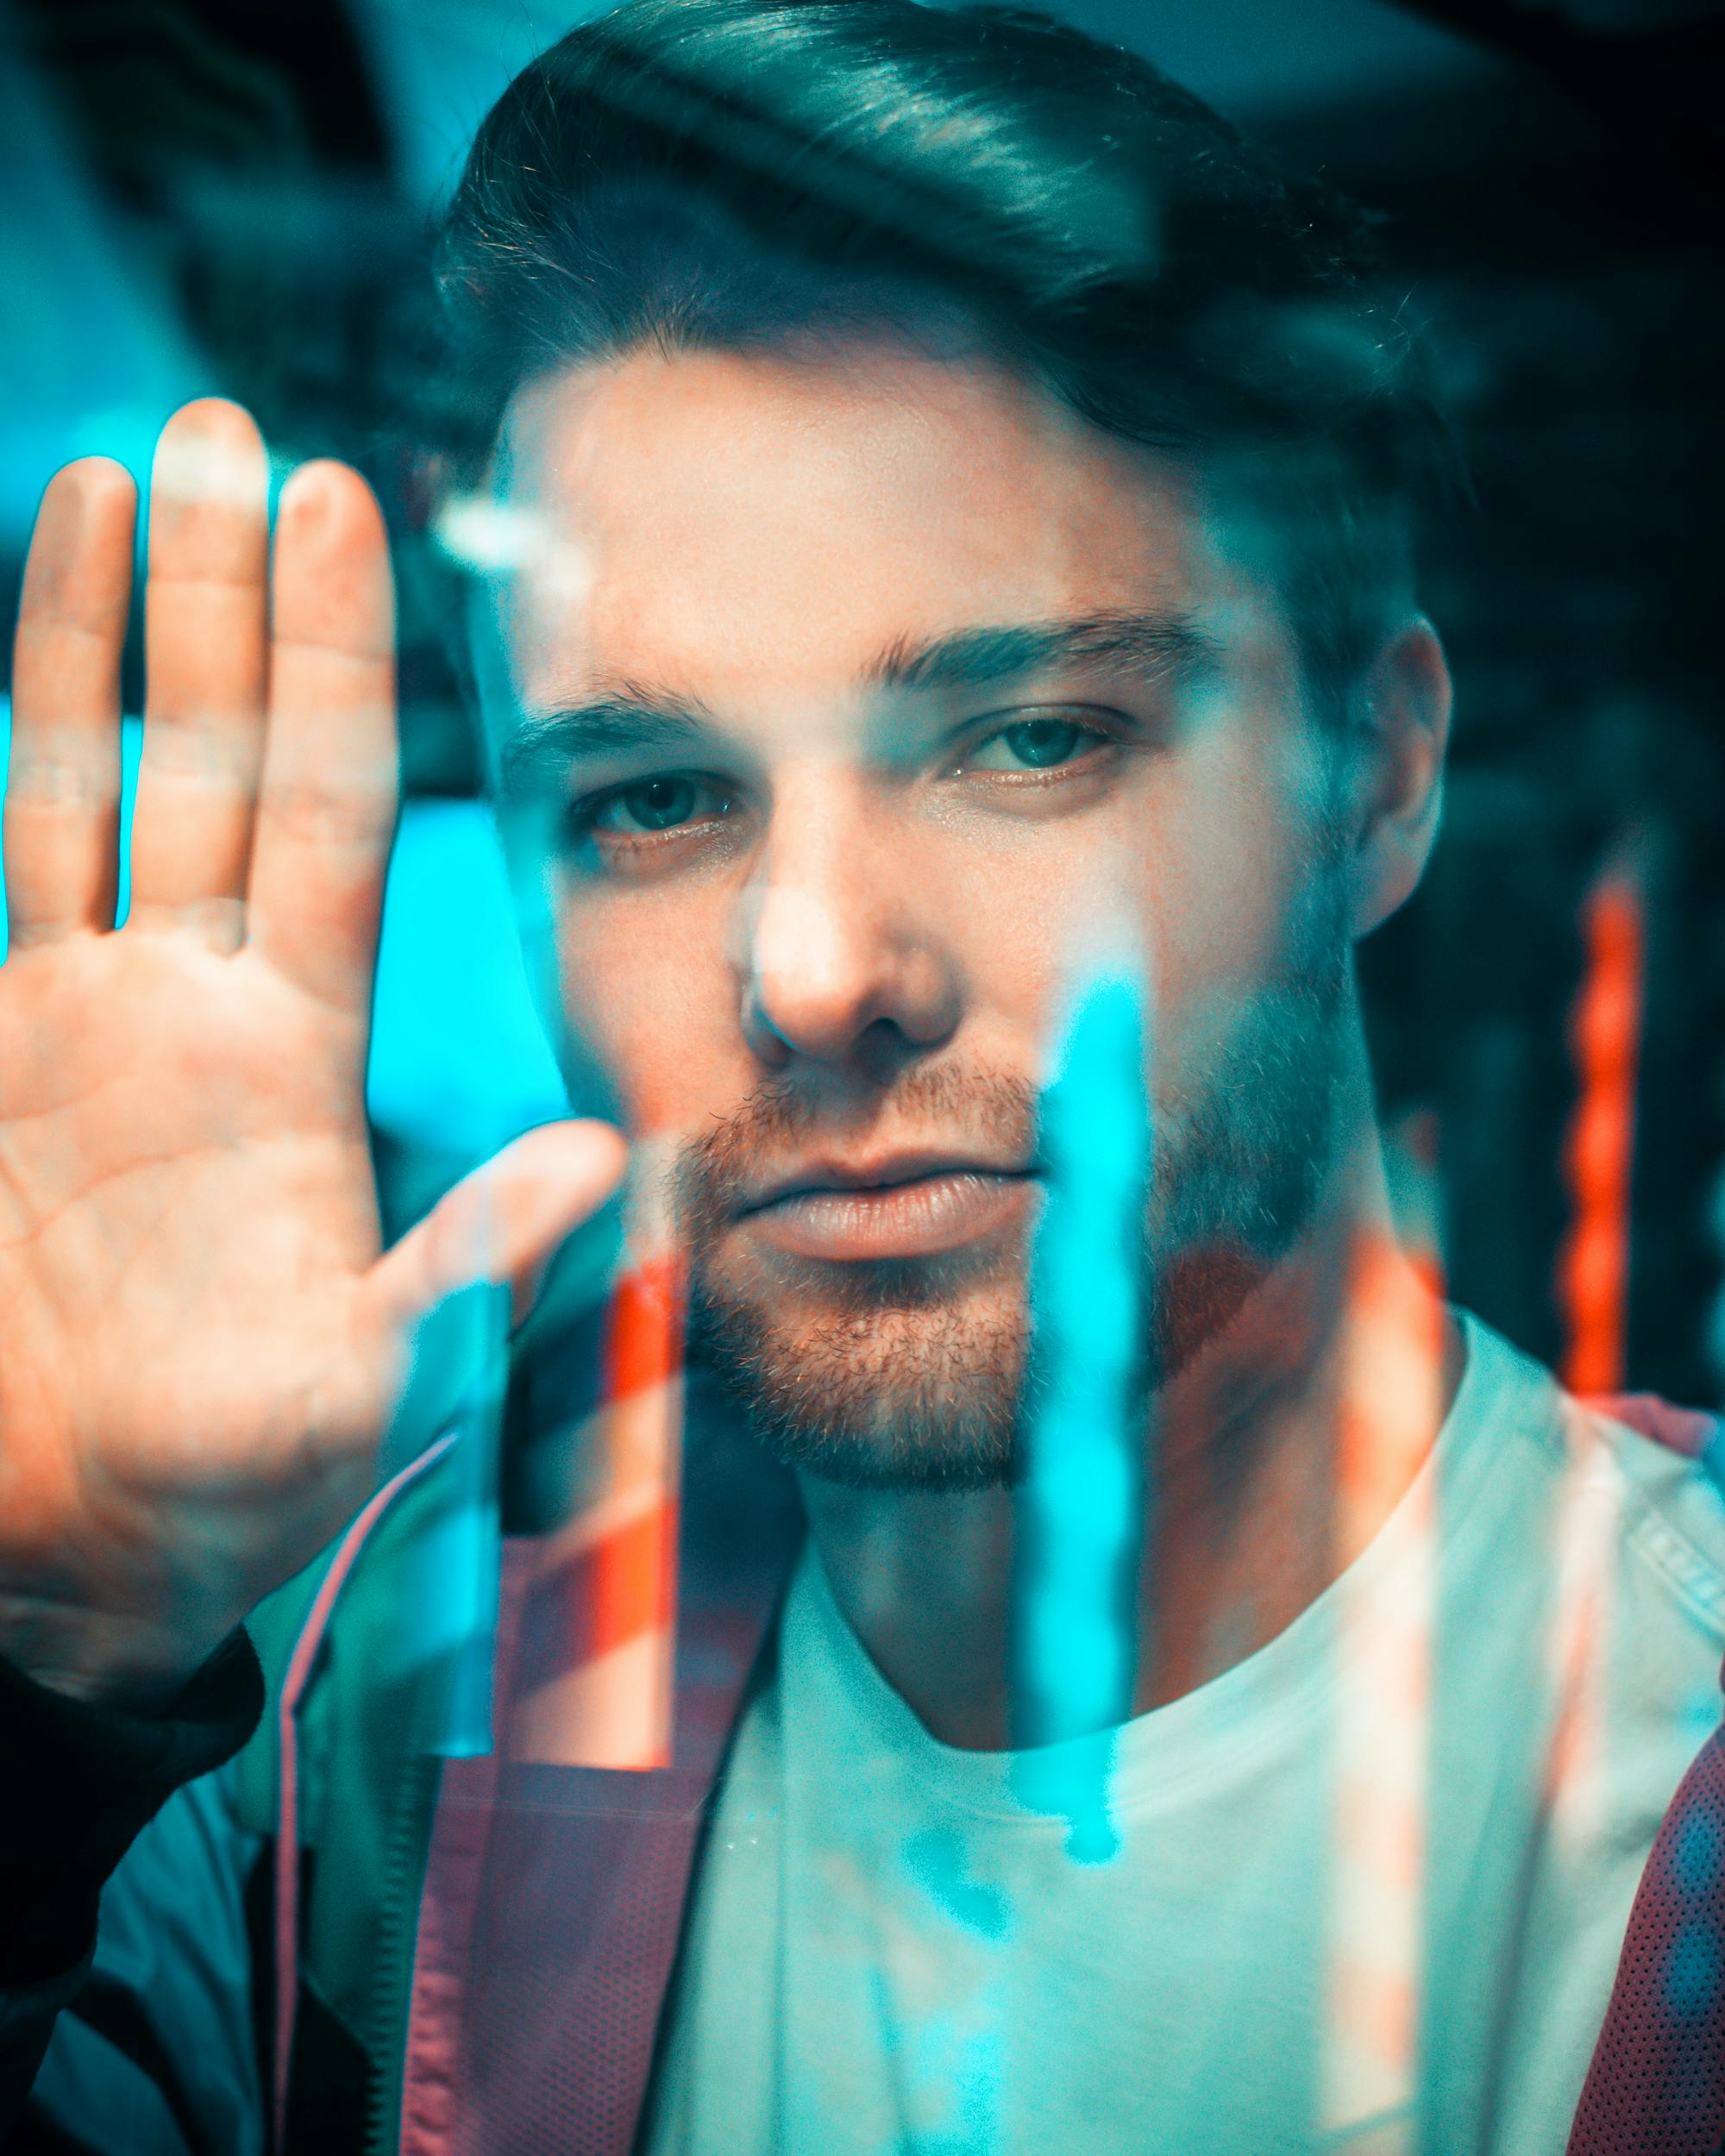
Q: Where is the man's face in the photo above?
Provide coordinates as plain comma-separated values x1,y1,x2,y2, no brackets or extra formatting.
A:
491,341,1353,1487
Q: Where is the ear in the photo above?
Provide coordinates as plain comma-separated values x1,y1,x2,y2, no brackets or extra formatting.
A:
1344,616,1452,939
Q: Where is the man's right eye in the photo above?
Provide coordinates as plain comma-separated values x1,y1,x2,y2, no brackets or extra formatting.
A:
583,774,730,837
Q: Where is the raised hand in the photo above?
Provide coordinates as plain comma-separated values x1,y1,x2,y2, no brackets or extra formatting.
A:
0,401,624,1705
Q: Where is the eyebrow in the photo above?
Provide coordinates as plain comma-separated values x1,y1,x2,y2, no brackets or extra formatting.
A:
499,610,1218,793
866,611,1219,695
499,693,717,796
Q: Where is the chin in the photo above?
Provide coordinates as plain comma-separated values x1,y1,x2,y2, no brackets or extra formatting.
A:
686,1269,1030,1492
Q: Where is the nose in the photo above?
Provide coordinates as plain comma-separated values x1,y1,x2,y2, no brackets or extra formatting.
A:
733,765,961,1070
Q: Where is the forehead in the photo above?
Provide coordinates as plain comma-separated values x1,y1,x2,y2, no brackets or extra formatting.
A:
495,343,1218,718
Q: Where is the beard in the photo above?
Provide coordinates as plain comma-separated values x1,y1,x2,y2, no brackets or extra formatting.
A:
679,882,1352,1494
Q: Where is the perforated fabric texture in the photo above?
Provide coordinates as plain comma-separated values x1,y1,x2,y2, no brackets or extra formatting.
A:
1565,1714,1725,2154
448,1778,708,2156
430,1385,800,2156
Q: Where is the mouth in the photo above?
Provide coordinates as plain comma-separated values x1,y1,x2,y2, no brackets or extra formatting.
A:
737,1152,1038,1263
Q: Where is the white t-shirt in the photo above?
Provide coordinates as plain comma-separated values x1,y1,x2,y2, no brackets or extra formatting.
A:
644,1315,1725,2155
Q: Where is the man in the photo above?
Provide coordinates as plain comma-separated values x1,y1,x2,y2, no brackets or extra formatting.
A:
2,3,1721,2151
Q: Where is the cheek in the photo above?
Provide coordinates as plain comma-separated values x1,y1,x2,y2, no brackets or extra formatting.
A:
934,784,1301,1048
552,893,741,1137
896,829,1092,1062
1145,813,1288,994
1126,736,1326,1025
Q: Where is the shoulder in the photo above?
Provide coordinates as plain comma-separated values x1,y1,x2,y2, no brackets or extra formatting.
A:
1466,1312,1725,1645
1569,1387,1725,1644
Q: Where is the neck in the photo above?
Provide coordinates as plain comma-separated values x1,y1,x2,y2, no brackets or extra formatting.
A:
797,1054,1464,1752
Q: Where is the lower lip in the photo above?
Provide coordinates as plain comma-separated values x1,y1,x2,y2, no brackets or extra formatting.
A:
743,1171,1034,1262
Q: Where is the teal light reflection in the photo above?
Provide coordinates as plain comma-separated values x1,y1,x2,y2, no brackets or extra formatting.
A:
1013,961,1151,1862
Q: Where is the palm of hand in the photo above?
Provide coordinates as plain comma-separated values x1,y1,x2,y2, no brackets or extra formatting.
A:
0,402,623,1701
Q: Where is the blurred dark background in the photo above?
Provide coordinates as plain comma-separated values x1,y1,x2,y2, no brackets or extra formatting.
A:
1,0,1721,1403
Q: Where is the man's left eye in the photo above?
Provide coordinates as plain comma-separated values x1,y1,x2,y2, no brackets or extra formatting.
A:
965,716,1103,772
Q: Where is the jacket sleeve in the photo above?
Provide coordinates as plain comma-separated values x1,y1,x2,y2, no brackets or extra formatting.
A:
0,1633,266,2155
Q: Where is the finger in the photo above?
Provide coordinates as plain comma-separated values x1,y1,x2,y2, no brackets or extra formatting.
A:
248,461,398,1012
129,399,271,944
4,459,135,945
363,1120,629,1338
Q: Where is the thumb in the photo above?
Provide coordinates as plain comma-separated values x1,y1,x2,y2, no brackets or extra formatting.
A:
362,1118,629,1338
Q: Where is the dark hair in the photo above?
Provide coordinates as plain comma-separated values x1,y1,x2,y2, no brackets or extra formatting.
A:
432,0,1461,712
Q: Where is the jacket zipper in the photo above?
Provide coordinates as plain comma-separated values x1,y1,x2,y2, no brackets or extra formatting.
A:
363,1745,443,2156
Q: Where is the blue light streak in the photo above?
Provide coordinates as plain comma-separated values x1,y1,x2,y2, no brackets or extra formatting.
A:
1013,959,1151,1862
